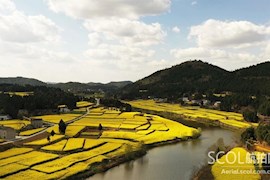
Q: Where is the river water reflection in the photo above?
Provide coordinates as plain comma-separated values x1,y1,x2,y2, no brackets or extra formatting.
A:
89,127,239,180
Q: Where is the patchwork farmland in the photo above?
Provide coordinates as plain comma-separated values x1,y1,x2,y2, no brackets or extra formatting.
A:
0,106,200,179
128,100,257,130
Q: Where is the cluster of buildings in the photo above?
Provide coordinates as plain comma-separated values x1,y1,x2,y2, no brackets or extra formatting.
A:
0,118,43,141
153,94,222,109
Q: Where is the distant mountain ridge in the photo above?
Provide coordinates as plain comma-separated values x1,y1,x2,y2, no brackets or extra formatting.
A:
120,60,270,99
0,77,132,93
3,60,270,98
0,77,46,86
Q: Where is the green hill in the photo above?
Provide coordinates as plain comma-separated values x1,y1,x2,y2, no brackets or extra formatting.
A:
120,60,270,99
0,77,132,94
0,77,46,86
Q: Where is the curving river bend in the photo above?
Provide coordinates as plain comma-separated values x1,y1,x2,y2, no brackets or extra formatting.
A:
89,126,239,180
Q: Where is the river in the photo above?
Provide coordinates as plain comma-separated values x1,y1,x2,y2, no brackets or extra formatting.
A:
89,126,239,180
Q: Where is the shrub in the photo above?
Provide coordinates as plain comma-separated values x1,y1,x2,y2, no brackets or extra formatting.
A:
51,130,55,136
98,123,103,131
243,110,258,123
241,127,256,143
59,119,66,134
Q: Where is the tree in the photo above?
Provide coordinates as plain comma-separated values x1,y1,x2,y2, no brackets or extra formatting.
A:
241,127,256,143
98,123,103,131
258,101,270,116
51,130,55,136
58,119,66,134
243,110,258,123
265,134,270,145
255,123,270,142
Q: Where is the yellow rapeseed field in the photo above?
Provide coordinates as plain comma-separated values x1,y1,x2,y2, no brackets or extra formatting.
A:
83,139,105,149
34,114,81,124
5,155,107,180
0,120,30,130
136,124,150,130
100,131,144,140
24,135,64,146
0,163,28,177
128,100,254,129
17,152,58,166
119,123,142,130
65,125,86,137
76,101,93,108
41,139,67,151
19,128,45,136
32,143,121,173
63,138,85,151
211,147,261,180
1,107,202,179
0,151,53,167
0,148,33,159
4,92,33,97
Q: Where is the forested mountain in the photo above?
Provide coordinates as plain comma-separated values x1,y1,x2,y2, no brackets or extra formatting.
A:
52,81,132,93
120,60,270,99
0,77,46,86
0,77,132,94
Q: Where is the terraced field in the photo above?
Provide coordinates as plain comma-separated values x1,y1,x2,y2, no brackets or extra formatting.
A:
19,128,45,136
128,100,256,129
0,120,30,130
76,101,94,108
3,91,34,97
0,107,200,179
34,114,81,124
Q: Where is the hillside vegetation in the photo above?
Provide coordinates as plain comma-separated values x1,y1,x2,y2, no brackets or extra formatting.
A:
120,60,270,99
0,77,131,94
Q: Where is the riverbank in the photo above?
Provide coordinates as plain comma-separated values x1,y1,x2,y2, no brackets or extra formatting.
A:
64,149,147,179
89,127,238,180
68,136,201,180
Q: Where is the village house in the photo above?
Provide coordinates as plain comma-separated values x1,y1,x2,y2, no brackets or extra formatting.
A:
0,115,11,120
214,101,221,108
202,99,211,106
31,118,43,128
58,105,70,113
154,98,167,103
0,125,17,140
182,97,189,103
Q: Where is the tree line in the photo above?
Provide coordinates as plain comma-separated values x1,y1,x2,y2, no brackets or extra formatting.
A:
0,84,79,118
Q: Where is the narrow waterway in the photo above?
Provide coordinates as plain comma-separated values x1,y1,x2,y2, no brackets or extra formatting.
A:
89,127,239,180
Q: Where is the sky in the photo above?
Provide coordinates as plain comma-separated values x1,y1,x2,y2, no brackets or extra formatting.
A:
0,0,270,83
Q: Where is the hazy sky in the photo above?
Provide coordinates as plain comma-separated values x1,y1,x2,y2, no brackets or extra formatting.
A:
0,0,270,83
